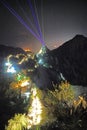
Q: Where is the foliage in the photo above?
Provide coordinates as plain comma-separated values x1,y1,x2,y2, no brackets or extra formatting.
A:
51,81,75,104
36,82,87,130
5,114,28,130
73,96,87,110
38,82,74,125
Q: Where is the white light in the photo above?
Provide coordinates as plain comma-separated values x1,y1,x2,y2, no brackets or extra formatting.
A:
21,81,29,87
24,92,30,98
29,96,42,125
5,62,11,66
27,88,42,127
5,62,16,73
7,66,16,73
38,49,43,54
38,59,43,64
60,73,65,80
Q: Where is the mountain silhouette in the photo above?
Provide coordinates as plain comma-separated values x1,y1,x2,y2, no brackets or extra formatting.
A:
31,35,87,89
47,34,87,86
0,45,25,57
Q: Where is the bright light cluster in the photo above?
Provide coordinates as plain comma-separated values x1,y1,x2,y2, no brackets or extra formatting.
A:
38,59,44,65
5,54,36,100
5,62,16,73
16,73,30,88
27,88,42,129
5,55,17,73
15,54,29,65
21,80,29,87
7,66,16,73
5,54,29,73
37,46,47,56
5,54,31,98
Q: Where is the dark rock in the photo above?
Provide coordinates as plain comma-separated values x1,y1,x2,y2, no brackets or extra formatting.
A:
31,35,87,88
48,35,87,86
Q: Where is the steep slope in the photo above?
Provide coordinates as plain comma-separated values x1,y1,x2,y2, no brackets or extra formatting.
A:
48,35,87,86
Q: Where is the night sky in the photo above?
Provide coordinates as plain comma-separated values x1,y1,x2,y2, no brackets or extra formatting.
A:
0,0,87,52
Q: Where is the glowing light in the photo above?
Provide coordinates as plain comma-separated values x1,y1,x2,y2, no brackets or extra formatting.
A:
24,48,31,52
21,80,29,87
32,88,37,97
21,92,30,99
60,73,65,80
18,58,25,64
27,88,42,128
73,96,87,110
7,66,16,73
24,92,30,98
38,59,44,65
18,56,28,64
5,60,16,73
38,49,43,54
36,46,47,58
16,73,29,81
5,62,11,66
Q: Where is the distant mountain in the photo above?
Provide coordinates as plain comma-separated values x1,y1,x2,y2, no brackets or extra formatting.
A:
0,45,26,57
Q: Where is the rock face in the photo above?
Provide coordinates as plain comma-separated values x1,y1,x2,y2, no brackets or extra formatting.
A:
32,35,87,89
50,35,87,86
47,35,87,86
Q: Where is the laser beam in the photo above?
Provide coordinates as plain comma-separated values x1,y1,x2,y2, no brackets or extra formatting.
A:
0,0,44,45
27,0,45,45
16,0,40,37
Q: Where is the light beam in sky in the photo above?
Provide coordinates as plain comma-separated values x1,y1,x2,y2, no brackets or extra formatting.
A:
16,0,40,38
0,0,45,45
27,0,45,45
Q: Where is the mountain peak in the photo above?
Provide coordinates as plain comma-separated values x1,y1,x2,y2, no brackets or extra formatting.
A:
37,46,50,57
73,34,87,40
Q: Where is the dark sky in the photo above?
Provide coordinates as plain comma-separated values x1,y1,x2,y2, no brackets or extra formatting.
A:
0,0,87,52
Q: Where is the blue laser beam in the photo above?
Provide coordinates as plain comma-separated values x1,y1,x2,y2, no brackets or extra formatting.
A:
0,0,44,45
27,0,45,45
27,0,42,37
16,0,40,37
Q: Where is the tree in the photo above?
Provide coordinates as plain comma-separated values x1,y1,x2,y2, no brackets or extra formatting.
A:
5,114,27,130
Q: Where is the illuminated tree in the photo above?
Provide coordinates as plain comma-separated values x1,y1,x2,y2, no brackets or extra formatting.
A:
27,87,42,129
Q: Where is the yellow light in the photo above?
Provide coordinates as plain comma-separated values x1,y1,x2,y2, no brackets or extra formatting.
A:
21,80,29,87
24,48,31,52
32,88,37,96
38,49,43,54
18,58,25,64
18,56,28,64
